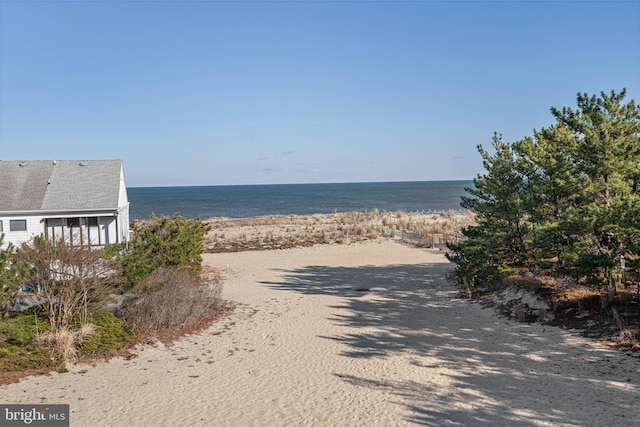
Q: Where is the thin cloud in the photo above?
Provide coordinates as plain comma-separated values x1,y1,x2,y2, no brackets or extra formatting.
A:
262,167,280,174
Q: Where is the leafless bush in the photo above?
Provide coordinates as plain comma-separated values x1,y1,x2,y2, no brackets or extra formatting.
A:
17,236,116,329
122,267,222,336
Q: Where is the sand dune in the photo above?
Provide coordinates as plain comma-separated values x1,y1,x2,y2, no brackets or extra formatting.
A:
1,240,639,426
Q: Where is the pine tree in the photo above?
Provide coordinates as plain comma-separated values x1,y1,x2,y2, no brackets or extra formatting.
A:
0,235,30,318
451,89,640,294
453,133,530,283
549,90,640,292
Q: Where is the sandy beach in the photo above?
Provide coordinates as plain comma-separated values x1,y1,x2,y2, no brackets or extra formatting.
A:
1,239,639,426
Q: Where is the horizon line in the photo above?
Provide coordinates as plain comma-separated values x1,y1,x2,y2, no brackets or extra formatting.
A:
127,178,475,189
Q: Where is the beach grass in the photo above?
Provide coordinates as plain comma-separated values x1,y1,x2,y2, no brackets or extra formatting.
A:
203,210,475,253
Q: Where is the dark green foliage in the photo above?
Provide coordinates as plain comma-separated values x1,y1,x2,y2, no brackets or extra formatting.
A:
454,133,529,284
451,89,640,292
0,312,60,375
119,215,211,289
73,311,139,354
0,235,30,318
0,310,51,346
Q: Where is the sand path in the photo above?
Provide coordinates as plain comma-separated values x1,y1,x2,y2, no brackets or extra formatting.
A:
1,240,639,426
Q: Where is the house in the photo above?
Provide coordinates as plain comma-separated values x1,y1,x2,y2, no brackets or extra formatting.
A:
0,159,130,249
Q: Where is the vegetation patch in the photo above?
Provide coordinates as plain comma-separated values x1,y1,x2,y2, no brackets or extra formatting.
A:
74,311,140,356
0,312,63,385
203,210,475,253
0,214,226,384
122,266,223,343
447,89,640,352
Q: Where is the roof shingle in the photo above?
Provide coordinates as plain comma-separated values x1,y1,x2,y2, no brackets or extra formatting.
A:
0,160,123,213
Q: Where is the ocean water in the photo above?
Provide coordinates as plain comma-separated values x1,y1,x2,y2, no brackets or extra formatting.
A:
127,180,474,220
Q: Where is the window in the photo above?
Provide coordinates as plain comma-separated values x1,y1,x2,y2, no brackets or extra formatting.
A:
0,221,3,232
67,218,80,227
9,220,27,232
46,218,65,227
87,217,99,226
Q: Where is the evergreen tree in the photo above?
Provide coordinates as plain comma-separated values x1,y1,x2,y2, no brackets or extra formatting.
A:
0,235,30,318
451,89,640,293
452,133,530,283
513,123,581,268
549,90,640,290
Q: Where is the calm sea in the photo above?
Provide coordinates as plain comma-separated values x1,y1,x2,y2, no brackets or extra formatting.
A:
127,180,474,220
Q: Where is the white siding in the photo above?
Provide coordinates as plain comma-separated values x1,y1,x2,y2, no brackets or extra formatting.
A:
117,165,130,244
0,215,45,248
0,213,126,249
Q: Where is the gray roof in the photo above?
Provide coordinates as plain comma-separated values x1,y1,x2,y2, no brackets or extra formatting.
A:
0,160,124,213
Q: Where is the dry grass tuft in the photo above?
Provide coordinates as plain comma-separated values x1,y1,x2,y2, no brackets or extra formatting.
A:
37,324,97,363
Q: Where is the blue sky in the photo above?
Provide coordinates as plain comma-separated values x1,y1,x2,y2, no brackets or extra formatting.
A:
1,1,638,187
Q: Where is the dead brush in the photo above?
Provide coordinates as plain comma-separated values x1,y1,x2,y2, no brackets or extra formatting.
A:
201,265,223,284
122,267,222,338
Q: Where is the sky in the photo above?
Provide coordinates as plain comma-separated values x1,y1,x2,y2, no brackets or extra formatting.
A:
0,1,638,187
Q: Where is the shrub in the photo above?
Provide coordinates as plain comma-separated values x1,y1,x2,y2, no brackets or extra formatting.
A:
73,311,139,355
120,215,211,289
0,235,30,318
0,310,51,346
0,313,61,379
15,237,116,328
122,267,222,337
